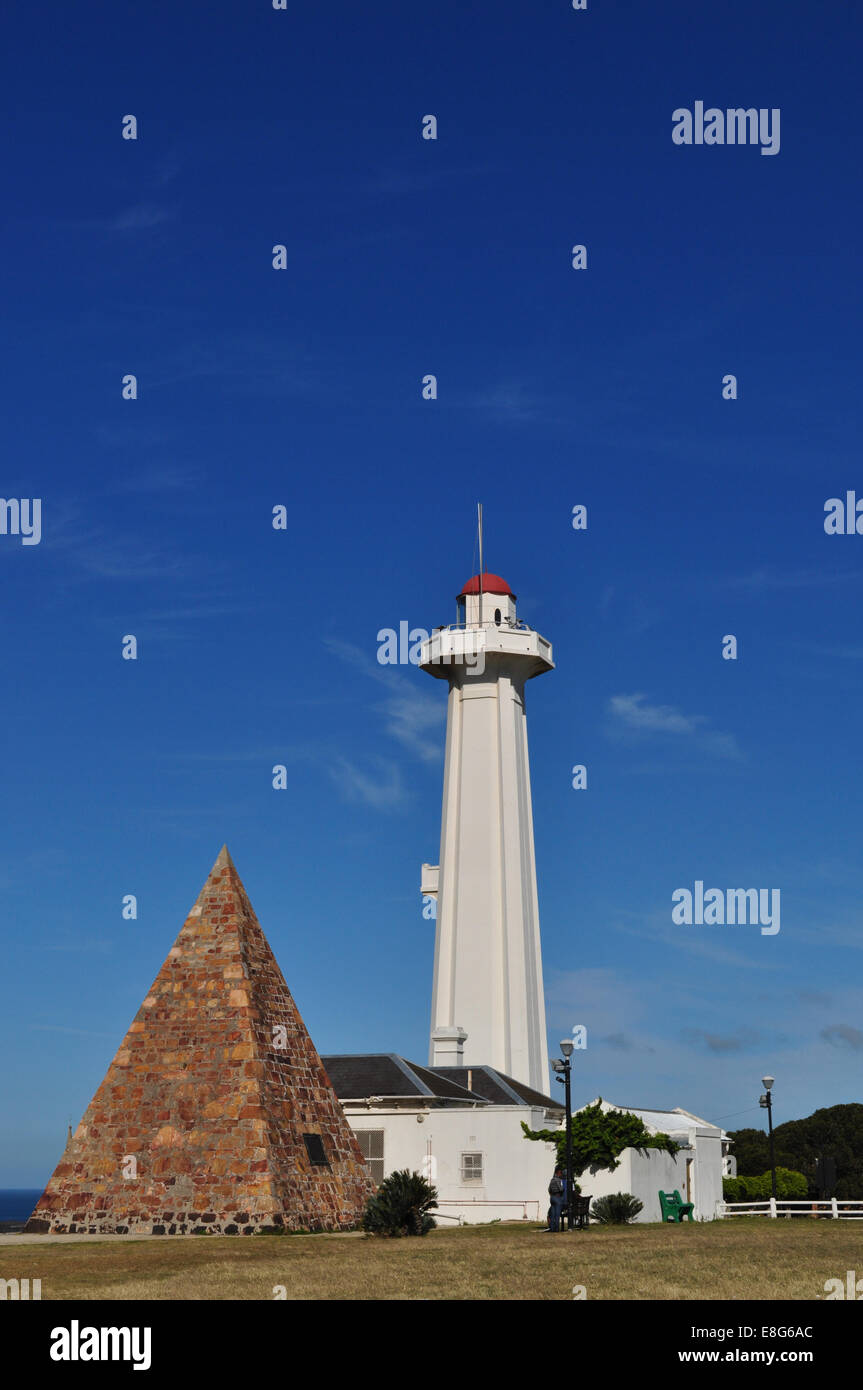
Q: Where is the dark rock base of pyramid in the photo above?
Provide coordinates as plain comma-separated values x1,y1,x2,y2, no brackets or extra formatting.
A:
24,1207,347,1237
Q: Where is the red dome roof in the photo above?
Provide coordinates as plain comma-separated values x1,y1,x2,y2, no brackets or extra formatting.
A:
459,573,515,598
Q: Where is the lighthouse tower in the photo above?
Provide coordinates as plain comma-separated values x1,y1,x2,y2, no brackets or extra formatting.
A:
420,573,553,1093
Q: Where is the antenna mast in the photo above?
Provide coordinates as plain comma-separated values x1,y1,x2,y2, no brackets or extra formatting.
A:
477,501,484,626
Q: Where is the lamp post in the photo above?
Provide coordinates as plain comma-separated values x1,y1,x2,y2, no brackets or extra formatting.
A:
553,1039,576,1231
759,1075,776,1200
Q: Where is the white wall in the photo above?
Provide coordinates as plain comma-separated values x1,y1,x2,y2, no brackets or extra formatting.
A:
580,1139,722,1222
579,1148,687,1222
692,1128,724,1220
347,1106,559,1225
347,1107,724,1225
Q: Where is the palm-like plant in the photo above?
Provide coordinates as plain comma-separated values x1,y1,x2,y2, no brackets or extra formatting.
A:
590,1192,643,1224
362,1169,438,1237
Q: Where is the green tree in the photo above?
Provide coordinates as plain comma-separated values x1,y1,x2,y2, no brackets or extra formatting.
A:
728,1104,863,1198
725,1127,769,1176
522,1099,680,1180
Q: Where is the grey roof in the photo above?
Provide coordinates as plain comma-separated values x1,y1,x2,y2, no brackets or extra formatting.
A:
321,1054,564,1110
321,1054,487,1103
432,1066,563,1110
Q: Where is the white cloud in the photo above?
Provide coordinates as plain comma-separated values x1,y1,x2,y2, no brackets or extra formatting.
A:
109,201,176,231
324,638,444,763
473,381,537,423
607,693,742,761
327,756,406,810
721,566,860,592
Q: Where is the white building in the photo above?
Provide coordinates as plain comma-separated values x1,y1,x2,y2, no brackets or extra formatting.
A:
326,564,730,1223
322,1053,563,1225
574,1101,729,1223
323,1059,731,1224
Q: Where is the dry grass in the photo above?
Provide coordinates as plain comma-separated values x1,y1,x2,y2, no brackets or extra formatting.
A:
4,1219,858,1300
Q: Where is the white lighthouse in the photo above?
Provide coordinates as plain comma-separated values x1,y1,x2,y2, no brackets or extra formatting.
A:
420,571,553,1093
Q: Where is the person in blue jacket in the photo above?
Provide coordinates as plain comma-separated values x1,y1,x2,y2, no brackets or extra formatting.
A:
547,1165,566,1232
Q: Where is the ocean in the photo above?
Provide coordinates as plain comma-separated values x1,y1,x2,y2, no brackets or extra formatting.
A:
0,1189,42,1222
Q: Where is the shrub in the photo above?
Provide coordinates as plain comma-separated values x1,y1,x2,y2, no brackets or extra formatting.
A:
723,1167,808,1201
362,1169,438,1237
590,1192,643,1225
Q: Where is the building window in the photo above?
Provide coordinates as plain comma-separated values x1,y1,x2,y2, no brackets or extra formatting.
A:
302,1133,329,1167
356,1129,385,1186
461,1152,484,1184
494,608,501,626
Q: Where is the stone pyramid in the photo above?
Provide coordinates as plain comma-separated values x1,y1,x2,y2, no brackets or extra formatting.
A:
26,847,374,1235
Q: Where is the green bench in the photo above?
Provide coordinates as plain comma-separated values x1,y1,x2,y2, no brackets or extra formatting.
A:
659,1189,694,1223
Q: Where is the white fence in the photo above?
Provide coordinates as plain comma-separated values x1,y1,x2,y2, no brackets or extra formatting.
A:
719,1198,863,1220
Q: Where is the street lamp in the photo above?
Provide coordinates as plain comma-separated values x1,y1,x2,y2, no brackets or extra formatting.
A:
555,1038,576,1231
759,1075,777,1200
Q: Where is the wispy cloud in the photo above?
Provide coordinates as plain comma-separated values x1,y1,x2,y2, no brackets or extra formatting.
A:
545,967,646,1035
42,936,114,955
789,919,863,952
154,145,186,187
682,1027,761,1055
134,600,251,642
161,740,412,812
378,691,445,763
37,500,210,584
472,381,537,424
369,162,498,196
820,1023,863,1051
104,464,202,495
610,693,709,737
140,603,247,623
324,638,444,763
720,566,861,593
30,1024,116,1037
326,755,406,810
791,641,863,662
608,909,782,971
322,638,385,682
607,693,743,761
799,989,832,1006
108,201,176,232
144,329,316,396
599,585,615,613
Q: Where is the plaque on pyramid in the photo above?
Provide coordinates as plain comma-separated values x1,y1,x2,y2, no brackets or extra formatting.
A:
26,847,374,1235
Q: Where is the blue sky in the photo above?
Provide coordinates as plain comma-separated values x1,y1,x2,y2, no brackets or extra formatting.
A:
2,1,862,1186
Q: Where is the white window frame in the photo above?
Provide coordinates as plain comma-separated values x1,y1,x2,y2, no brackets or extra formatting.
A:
460,1151,484,1184
356,1129,385,1185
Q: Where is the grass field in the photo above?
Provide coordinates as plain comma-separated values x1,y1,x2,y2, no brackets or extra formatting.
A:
4,1219,859,1300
